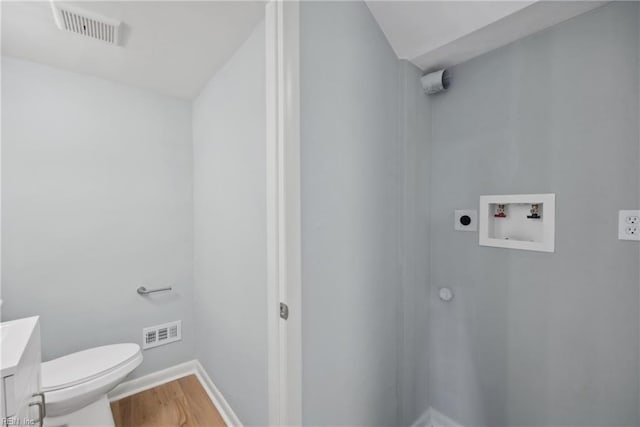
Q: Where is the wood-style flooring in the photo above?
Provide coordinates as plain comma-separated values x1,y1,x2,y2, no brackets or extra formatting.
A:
110,375,226,427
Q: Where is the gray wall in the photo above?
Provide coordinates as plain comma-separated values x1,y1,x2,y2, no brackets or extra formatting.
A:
1,57,195,377
300,2,399,425
427,3,640,426
300,2,431,425
398,60,431,426
192,20,268,426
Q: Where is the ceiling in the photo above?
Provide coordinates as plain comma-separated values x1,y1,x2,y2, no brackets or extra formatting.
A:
366,1,609,72
367,1,535,62
1,1,265,99
2,1,608,98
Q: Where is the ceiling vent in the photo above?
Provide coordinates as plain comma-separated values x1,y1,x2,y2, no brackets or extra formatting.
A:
51,2,122,46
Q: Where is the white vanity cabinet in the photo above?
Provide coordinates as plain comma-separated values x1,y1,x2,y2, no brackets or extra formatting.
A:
0,316,44,425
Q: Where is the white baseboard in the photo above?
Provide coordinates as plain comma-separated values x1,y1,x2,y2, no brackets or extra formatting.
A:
429,408,462,427
108,360,197,401
193,360,242,427
412,408,432,427
412,407,463,427
107,359,242,426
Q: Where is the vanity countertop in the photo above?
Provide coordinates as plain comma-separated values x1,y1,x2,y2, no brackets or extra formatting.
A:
0,316,40,377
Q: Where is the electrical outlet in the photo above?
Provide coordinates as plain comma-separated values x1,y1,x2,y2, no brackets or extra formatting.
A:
618,210,640,241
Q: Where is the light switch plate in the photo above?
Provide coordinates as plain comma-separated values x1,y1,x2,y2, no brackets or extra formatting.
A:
454,209,477,231
618,210,640,241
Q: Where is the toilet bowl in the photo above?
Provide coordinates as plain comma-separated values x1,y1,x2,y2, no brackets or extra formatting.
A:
41,343,142,419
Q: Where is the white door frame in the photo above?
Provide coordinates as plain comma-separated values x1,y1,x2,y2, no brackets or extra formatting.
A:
265,1,302,425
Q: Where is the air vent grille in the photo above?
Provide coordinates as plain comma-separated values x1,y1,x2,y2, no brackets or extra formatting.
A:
142,320,182,350
51,2,122,45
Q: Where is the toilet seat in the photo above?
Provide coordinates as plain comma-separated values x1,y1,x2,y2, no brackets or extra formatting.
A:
43,343,141,391
42,343,142,417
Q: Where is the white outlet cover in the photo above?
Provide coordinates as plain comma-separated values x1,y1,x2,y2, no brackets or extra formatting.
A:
618,210,640,241
454,209,477,231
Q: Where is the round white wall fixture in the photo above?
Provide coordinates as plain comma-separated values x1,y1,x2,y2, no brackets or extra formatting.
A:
439,287,454,302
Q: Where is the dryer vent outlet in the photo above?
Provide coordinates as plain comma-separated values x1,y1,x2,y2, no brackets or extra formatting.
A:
421,69,450,95
51,1,122,45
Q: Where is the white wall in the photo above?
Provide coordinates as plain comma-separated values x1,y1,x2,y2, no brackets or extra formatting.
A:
1,57,195,377
192,20,268,426
1,20,269,420
427,3,639,426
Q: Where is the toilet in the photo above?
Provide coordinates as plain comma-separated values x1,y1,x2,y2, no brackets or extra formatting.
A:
41,343,143,426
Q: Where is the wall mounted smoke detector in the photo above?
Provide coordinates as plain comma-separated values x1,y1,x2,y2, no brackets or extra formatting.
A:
51,1,122,46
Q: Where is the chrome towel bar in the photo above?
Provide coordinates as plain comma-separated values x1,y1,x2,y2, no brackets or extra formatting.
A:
137,286,172,295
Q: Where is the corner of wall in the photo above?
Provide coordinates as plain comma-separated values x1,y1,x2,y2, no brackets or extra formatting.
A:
397,59,433,425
